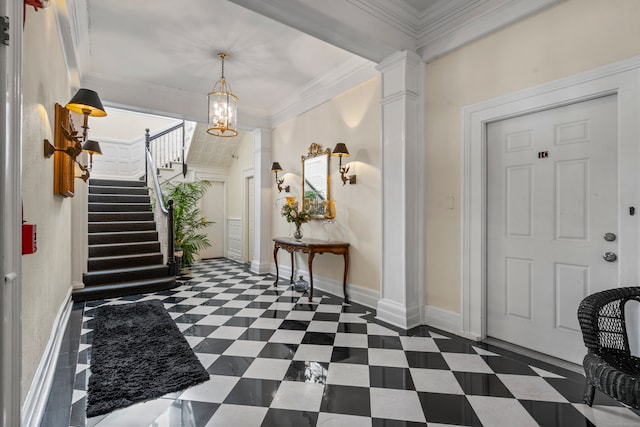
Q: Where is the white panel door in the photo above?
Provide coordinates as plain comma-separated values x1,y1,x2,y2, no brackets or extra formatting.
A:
199,181,225,259
487,95,623,363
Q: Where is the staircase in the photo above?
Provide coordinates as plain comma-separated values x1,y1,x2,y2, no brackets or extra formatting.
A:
72,179,176,302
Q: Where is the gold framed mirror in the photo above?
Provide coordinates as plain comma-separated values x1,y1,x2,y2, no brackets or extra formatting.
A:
301,143,331,219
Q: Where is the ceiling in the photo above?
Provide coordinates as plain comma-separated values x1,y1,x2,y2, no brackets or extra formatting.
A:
55,0,559,167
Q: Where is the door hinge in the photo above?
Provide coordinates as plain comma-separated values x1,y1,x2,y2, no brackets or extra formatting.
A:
1,16,9,46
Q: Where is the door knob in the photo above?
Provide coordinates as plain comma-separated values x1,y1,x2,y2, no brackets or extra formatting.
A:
603,252,617,262
604,233,617,242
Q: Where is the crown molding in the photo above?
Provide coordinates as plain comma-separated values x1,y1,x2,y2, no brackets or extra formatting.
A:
418,0,563,62
346,0,421,37
53,0,90,88
270,56,378,128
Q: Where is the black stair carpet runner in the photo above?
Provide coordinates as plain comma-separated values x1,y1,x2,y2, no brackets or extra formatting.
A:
72,179,176,301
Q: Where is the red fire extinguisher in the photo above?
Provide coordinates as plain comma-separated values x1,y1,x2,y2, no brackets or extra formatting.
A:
22,207,37,255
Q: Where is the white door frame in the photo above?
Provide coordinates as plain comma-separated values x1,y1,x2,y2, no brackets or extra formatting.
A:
462,56,640,340
242,168,254,264
1,1,23,425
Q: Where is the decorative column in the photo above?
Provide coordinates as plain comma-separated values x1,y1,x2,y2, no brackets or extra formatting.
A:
376,50,424,329
251,128,273,274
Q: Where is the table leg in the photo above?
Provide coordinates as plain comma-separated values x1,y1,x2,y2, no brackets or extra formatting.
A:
273,245,280,285
342,250,350,303
289,251,295,284
308,252,315,302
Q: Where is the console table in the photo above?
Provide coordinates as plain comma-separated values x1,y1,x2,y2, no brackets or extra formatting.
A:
273,237,350,302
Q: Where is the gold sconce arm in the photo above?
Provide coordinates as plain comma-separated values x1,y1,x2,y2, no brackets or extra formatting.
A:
270,162,290,193
332,143,356,185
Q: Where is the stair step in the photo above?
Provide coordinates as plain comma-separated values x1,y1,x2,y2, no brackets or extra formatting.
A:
82,179,173,302
89,194,151,204
90,185,149,196
88,230,159,245
89,202,151,212
89,179,146,188
84,264,170,286
88,221,157,233
72,277,177,302
89,241,161,258
89,212,155,222
88,253,164,271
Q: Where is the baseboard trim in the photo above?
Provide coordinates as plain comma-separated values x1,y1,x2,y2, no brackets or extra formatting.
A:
376,298,421,329
250,260,271,275
424,304,464,336
22,288,72,427
275,264,379,310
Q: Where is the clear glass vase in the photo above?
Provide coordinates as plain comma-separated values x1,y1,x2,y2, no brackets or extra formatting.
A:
293,223,303,240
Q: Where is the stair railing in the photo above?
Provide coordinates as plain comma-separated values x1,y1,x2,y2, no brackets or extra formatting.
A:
144,135,177,276
144,123,186,184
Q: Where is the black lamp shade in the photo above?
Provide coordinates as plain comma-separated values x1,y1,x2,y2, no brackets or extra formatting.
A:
65,89,107,117
270,162,282,172
82,140,102,155
332,143,350,157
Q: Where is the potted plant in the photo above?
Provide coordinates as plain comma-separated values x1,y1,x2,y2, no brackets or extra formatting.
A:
162,180,213,267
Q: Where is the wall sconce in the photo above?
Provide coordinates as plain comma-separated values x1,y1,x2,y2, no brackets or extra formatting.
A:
270,162,290,193
43,89,106,194
65,88,107,142
82,139,102,171
332,143,356,185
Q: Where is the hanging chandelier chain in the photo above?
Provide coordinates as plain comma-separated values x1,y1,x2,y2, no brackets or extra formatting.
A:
219,52,227,80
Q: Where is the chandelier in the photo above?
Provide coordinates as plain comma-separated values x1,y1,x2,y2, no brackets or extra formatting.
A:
207,52,238,137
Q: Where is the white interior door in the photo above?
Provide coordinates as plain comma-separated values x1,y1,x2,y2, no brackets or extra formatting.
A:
199,181,225,259
247,176,255,263
487,95,625,363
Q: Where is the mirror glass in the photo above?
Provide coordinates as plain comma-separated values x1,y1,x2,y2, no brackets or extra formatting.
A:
302,143,331,218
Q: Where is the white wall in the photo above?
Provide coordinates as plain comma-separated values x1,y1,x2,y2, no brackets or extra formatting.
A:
21,6,75,400
272,77,382,294
424,0,640,313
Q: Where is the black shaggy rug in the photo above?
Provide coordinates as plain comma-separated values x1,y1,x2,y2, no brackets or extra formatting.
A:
86,300,209,417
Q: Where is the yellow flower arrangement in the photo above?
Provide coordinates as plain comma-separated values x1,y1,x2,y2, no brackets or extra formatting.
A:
281,200,311,226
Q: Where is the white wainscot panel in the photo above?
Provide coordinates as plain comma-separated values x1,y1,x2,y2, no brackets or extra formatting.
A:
506,165,533,238
227,218,242,262
506,257,532,320
555,263,589,332
555,159,590,241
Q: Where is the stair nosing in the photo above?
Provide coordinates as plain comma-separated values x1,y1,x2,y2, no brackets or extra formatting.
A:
84,264,168,276
88,241,160,248
88,230,159,236
87,252,163,261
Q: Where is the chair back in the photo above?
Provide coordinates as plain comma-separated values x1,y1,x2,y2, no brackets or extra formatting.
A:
577,287,640,355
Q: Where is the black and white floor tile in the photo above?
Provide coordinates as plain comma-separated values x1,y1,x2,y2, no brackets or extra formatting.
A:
57,258,640,426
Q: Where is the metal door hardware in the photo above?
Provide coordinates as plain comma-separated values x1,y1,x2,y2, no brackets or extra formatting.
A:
603,233,617,242
1,17,9,46
603,252,617,262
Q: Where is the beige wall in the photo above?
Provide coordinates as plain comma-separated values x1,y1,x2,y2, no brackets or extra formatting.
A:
21,7,75,399
425,0,640,312
272,77,382,293
227,131,255,219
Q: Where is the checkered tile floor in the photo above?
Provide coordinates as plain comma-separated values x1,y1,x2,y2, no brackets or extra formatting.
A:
65,258,640,426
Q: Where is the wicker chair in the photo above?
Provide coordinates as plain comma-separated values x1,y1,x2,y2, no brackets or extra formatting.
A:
577,287,640,409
